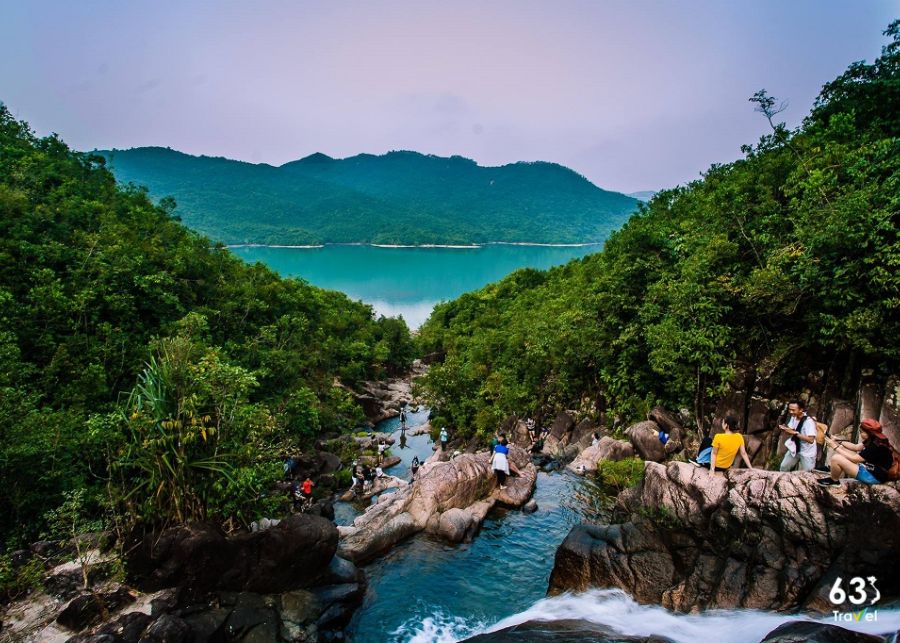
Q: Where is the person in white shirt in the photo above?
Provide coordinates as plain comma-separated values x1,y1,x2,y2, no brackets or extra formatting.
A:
778,399,818,472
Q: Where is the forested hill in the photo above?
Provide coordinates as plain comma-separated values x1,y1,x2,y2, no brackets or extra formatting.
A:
0,105,414,546
98,147,639,245
417,22,900,439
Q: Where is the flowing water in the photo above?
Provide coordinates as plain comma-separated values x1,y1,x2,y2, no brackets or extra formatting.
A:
229,244,599,328
336,412,900,643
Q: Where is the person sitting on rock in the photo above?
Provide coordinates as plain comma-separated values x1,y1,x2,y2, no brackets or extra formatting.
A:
539,423,550,442
439,427,449,450
818,419,893,487
375,464,384,478
689,435,714,467
591,432,601,447
491,437,511,489
778,399,818,472
709,415,753,476
410,455,420,481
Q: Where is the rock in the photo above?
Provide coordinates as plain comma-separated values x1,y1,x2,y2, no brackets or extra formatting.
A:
542,412,577,454
648,407,682,435
625,421,666,462
357,454,402,470
317,451,342,474
66,635,119,643
338,447,536,562
222,594,278,642
548,462,900,611
462,618,674,642
57,588,137,632
570,419,598,449
338,475,407,502
352,371,423,423
436,508,475,543
139,614,191,642
180,608,230,642
321,556,361,585
128,514,338,595
567,438,634,475
759,621,885,642
66,612,154,643
279,589,321,626
522,500,538,514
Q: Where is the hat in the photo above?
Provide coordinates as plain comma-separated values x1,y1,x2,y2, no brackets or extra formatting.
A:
860,418,886,438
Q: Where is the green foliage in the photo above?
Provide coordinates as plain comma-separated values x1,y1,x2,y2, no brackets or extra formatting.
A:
0,553,44,601
42,489,106,589
98,148,639,245
418,23,900,438
0,105,413,544
595,458,645,491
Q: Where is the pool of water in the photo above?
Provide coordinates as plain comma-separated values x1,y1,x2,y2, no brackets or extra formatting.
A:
336,413,900,643
341,411,607,642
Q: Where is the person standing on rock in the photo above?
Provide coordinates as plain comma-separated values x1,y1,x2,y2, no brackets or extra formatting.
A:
377,439,387,464
709,415,753,476
400,406,407,428
439,427,449,451
410,455,420,481
778,400,818,472
491,437,511,489
817,419,895,486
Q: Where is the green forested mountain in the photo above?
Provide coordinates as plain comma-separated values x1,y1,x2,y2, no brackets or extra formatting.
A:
0,107,413,546
98,147,639,245
417,22,900,438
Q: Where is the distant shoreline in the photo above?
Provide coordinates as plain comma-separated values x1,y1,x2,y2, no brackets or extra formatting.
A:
226,241,604,250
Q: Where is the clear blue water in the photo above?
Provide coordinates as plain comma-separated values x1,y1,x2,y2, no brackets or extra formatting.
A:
339,411,608,642
229,244,599,328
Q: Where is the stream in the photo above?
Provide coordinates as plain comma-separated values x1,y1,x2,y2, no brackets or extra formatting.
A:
335,411,900,642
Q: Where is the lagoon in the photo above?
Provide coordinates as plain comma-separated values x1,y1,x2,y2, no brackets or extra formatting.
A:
229,244,600,328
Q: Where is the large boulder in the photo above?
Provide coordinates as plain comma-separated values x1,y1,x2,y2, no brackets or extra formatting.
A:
463,618,674,642
548,462,900,612
128,514,338,594
567,438,634,475
338,447,536,562
625,421,666,462
759,621,885,643
542,412,577,454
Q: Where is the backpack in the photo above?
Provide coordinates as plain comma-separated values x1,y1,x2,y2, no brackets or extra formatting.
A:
815,420,828,446
886,446,900,482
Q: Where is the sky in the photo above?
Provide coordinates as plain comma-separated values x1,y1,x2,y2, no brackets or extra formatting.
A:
0,1,896,193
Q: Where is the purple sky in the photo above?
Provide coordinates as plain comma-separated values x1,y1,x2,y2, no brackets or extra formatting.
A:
1,1,895,193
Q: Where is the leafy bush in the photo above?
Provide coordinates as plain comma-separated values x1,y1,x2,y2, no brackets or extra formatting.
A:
595,458,645,491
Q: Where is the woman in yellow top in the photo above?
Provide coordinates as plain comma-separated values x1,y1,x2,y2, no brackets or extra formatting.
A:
709,415,754,476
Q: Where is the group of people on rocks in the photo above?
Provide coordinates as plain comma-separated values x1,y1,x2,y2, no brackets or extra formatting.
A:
283,457,317,512
350,460,385,494
689,399,897,487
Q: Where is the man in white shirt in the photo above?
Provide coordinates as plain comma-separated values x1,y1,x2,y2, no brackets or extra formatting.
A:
778,399,818,471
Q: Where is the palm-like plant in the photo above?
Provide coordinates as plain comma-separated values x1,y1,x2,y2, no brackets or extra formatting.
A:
115,340,234,528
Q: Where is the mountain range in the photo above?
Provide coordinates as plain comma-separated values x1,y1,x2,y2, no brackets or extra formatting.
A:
98,148,639,245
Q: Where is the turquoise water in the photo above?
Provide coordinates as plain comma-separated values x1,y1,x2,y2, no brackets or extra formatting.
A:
228,244,599,328
339,412,609,642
